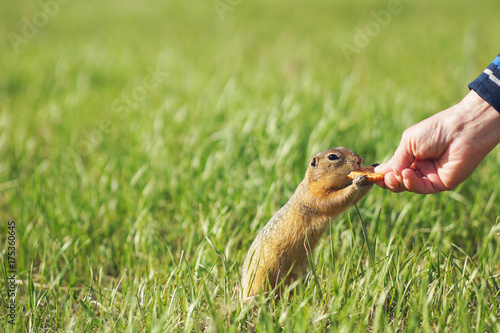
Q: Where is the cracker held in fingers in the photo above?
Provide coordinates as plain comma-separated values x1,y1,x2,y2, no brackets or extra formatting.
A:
348,166,384,182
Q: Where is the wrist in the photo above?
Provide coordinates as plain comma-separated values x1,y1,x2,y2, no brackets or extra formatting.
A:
460,90,499,117
455,90,500,151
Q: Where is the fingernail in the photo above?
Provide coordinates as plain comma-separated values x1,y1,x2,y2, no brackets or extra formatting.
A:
374,163,387,173
393,168,402,182
383,173,396,189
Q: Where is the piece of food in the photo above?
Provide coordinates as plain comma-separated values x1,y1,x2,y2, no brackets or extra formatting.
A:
348,166,384,182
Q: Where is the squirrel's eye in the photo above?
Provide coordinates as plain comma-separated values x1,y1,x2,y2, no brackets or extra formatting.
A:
328,154,339,161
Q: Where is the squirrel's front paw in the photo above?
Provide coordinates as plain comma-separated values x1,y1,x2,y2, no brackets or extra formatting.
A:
353,175,369,187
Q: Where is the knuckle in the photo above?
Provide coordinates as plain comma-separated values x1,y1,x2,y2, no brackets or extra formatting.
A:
401,128,412,140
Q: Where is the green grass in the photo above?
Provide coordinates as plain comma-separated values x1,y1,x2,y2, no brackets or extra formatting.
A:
1,0,500,331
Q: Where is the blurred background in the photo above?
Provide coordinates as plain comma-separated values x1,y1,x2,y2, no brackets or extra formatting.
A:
1,0,499,330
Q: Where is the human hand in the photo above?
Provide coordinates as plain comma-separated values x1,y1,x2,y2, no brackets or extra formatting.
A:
375,91,500,194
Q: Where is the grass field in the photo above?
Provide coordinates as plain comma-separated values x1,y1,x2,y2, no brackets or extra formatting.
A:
1,0,500,331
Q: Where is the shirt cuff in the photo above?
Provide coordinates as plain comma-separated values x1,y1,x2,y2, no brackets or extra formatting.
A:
468,54,500,114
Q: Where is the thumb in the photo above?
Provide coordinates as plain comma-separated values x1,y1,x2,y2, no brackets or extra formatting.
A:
374,162,392,174
375,135,416,174
391,139,416,169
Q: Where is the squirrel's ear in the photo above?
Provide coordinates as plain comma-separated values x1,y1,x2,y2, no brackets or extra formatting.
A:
310,157,317,167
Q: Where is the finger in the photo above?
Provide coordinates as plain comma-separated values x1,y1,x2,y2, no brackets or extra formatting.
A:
411,159,449,192
374,179,388,189
375,135,416,176
392,142,416,169
375,160,411,178
374,163,391,174
383,171,407,193
385,131,419,172
400,168,439,194
392,164,406,184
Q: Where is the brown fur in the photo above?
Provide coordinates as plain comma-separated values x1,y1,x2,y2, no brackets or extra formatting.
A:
241,147,373,300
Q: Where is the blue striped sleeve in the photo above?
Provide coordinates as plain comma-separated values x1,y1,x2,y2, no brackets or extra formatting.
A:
468,54,500,114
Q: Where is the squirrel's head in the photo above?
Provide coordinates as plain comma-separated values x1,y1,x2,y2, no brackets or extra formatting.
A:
306,147,363,192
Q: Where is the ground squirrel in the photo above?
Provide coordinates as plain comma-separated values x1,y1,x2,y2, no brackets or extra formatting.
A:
241,147,375,300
